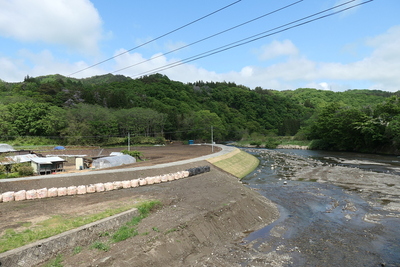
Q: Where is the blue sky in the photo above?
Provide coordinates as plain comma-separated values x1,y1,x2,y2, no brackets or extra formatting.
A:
0,0,399,91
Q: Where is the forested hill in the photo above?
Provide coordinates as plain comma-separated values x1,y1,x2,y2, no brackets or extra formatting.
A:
1,73,399,153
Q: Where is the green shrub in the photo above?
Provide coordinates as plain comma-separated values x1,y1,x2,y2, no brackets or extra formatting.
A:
0,165,6,175
264,138,280,149
120,150,143,160
309,139,331,150
129,136,166,145
17,165,34,176
10,163,34,177
249,141,262,147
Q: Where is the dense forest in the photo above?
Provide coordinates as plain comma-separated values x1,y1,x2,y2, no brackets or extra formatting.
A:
0,73,399,153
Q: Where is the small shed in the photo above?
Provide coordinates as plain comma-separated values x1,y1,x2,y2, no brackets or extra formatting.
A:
31,157,66,175
92,155,136,169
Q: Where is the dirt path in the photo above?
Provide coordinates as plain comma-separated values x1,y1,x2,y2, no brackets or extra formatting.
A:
0,144,279,266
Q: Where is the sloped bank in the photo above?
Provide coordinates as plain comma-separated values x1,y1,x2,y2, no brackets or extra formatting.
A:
60,155,279,267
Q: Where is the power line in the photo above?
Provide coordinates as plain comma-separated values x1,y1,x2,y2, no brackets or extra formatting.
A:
67,0,242,77
129,0,373,78
110,0,304,74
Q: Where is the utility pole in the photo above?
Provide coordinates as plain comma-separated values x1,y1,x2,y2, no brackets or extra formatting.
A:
128,132,130,151
211,125,214,152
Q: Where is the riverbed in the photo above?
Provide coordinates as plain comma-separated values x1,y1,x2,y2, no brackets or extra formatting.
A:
240,148,400,266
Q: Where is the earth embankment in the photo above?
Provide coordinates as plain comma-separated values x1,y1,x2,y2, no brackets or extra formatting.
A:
0,144,279,266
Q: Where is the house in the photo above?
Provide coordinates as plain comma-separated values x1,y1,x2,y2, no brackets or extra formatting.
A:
30,156,66,175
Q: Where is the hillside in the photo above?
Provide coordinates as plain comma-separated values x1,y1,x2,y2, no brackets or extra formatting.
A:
0,73,399,153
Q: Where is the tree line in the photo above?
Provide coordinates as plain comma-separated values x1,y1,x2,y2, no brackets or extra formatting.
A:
0,73,399,153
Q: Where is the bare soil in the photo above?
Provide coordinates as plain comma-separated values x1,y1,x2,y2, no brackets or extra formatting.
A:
0,144,279,267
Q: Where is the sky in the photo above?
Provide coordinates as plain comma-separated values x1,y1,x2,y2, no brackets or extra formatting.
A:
0,0,399,92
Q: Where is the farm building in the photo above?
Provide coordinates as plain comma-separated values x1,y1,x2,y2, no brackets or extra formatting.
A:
30,157,66,175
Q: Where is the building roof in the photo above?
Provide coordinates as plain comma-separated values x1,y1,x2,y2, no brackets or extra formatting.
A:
6,154,39,163
31,156,66,164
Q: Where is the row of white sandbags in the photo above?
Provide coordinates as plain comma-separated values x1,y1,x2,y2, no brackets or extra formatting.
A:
0,171,190,203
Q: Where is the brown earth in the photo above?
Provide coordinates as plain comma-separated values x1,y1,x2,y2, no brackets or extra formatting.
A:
0,144,279,266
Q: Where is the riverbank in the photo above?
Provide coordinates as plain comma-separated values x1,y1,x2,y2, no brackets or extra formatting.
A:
241,148,400,266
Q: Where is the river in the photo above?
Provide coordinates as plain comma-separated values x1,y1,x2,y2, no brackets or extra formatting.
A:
239,148,400,267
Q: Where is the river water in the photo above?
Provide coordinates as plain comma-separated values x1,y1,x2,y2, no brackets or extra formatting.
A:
239,148,400,267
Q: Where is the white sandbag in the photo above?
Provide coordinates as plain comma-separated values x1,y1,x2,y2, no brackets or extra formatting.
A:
26,189,37,200
67,186,77,195
47,188,58,197
154,175,161,184
14,190,26,201
167,174,174,181
37,188,48,199
139,178,147,186
130,179,139,187
95,183,105,192
2,191,15,202
161,175,168,182
104,182,114,191
57,187,67,196
183,170,190,178
122,180,131,189
113,181,123,190
87,184,96,193
145,176,155,185
77,185,87,195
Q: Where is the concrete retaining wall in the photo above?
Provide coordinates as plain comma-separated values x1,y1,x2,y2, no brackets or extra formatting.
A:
0,208,139,267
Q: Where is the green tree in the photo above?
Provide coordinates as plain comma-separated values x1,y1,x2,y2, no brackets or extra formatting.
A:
308,103,369,151
183,110,225,141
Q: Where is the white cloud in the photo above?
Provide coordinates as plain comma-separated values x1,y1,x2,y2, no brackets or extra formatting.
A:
318,82,330,90
221,25,400,91
257,40,299,61
0,0,103,54
2,25,399,93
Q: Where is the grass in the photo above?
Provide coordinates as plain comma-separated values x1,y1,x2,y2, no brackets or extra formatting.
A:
164,228,177,235
73,246,82,255
0,200,161,253
41,254,63,267
111,200,161,243
90,241,110,252
38,200,162,266
207,149,259,179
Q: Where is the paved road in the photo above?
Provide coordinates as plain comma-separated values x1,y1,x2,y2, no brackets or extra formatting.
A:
0,144,237,183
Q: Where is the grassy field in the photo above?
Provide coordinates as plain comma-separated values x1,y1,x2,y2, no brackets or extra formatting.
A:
0,200,160,253
207,148,259,179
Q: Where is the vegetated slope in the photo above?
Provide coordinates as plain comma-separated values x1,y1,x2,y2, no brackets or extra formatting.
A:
0,73,397,150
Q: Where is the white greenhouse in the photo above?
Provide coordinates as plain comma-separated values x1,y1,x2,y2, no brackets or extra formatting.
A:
92,155,136,169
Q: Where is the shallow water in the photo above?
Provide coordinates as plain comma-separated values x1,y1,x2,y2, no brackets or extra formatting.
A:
240,148,400,267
